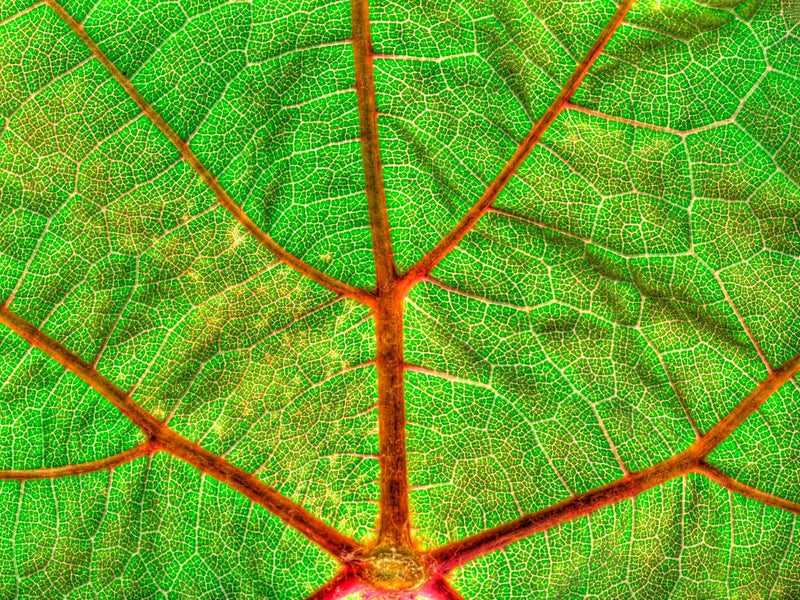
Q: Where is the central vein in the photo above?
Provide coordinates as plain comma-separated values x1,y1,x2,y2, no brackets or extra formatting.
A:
350,0,413,551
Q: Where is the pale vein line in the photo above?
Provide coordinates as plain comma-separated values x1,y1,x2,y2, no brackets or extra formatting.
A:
565,102,735,137
488,206,694,261
92,258,140,368
372,52,478,63
248,39,355,66
637,329,702,439
0,1,45,27
705,259,775,374
220,359,376,459
164,292,348,427
768,515,796,599
405,364,575,496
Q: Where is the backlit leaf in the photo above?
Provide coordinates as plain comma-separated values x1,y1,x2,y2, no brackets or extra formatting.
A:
0,0,798,598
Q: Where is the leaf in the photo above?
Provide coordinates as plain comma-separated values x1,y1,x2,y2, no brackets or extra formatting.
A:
0,0,798,598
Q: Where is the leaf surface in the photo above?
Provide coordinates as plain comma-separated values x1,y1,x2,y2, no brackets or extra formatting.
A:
0,0,798,598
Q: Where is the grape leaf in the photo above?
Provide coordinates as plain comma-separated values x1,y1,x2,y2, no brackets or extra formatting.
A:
0,0,798,598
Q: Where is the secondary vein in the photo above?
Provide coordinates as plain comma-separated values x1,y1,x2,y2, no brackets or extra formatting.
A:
0,305,363,562
696,462,800,515
427,347,800,572
398,0,638,292
43,0,375,308
0,442,152,480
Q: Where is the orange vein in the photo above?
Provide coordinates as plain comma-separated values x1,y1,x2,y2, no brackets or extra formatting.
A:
398,0,637,291
44,0,375,309
691,349,800,458
428,348,800,572
696,462,800,514
0,306,363,562
351,0,396,288
351,0,412,548
0,442,152,480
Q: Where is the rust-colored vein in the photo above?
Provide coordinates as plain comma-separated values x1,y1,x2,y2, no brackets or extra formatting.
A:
0,442,152,480
427,447,697,573
428,348,800,573
44,0,375,309
696,462,800,514
691,349,800,458
398,0,637,291
373,289,411,548
351,0,412,549
0,305,363,562
351,0,396,288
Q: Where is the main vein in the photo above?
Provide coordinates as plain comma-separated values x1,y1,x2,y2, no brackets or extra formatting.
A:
351,0,396,288
351,0,412,548
0,305,363,562
43,0,374,308
398,0,638,291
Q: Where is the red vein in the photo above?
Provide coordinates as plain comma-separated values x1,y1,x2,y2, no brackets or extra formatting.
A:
398,0,637,291
0,305,363,562
696,462,800,514
423,577,468,600
427,348,800,572
43,0,375,309
351,0,412,549
0,442,152,480
304,569,360,600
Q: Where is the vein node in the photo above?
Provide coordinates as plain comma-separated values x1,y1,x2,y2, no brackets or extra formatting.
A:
358,545,428,593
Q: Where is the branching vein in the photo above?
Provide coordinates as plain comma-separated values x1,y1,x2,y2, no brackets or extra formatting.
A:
0,442,152,480
42,0,375,308
697,462,800,515
0,305,363,562
398,0,638,291
427,348,800,573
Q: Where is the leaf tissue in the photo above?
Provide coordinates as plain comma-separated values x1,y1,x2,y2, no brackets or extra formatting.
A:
0,0,798,598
